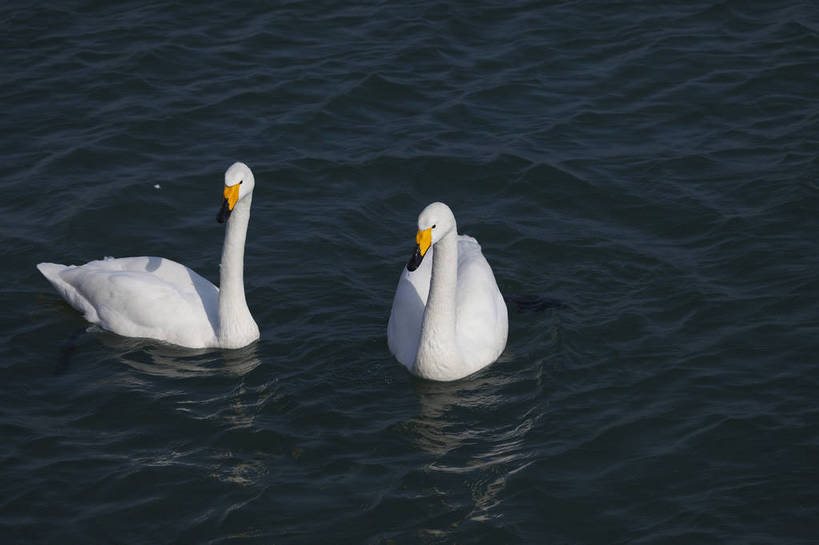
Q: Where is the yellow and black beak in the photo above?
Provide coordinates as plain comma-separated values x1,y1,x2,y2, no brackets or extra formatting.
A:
217,183,241,223
406,227,432,271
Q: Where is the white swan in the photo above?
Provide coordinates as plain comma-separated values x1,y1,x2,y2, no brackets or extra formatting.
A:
37,162,260,349
387,202,508,381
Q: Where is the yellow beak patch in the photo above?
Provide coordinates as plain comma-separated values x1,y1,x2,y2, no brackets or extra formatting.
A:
416,227,432,256
224,183,240,210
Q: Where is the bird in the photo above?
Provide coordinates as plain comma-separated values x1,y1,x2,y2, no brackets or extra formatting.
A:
387,202,508,381
36,162,260,349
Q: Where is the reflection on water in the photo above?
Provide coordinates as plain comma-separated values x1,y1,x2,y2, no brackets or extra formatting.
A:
92,330,263,378
410,372,513,456
209,453,270,487
409,370,538,525
91,333,273,487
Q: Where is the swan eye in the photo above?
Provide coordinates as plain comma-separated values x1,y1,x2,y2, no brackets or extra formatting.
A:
432,224,436,229
239,180,243,184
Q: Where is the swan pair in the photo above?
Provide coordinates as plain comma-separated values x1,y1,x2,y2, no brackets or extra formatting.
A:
37,163,508,381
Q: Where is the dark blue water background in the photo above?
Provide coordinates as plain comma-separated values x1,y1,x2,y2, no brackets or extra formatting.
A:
2,1,818,543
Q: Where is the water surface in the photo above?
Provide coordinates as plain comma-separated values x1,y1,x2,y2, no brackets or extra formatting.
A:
2,1,818,543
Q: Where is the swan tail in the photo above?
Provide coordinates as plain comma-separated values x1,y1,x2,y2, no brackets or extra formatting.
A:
37,261,68,278
36,262,100,323
37,262,72,295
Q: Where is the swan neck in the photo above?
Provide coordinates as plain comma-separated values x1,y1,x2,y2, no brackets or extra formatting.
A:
218,195,257,346
415,229,461,378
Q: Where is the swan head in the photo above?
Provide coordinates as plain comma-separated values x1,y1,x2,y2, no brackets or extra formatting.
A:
218,162,255,223
406,202,456,271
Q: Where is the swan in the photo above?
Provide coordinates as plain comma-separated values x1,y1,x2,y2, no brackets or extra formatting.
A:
387,202,508,381
36,162,260,349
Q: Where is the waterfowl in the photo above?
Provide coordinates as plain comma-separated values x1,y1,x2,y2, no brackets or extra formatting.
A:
388,202,508,381
37,162,260,349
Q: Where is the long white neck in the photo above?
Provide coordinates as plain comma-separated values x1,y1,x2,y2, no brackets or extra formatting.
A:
217,195,259,348
415,228,463,379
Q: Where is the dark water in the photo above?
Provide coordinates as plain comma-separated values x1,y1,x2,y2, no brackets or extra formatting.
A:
3,1,818,543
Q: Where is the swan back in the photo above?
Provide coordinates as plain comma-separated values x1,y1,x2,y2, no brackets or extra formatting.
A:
38,256,220,347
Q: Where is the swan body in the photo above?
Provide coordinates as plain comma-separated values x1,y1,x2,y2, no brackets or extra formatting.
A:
37,162,260,349
388,202,508,381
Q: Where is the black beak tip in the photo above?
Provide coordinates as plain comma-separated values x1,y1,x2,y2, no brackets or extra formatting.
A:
217,199,231,223
406,246,424,272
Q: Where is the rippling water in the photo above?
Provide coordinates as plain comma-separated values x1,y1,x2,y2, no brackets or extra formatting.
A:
3,1,818,543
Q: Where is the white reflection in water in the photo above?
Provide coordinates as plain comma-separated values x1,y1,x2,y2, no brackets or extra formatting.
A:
92,333,272,487
410,369,538,525
410,372,512,456
93,330,263,378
